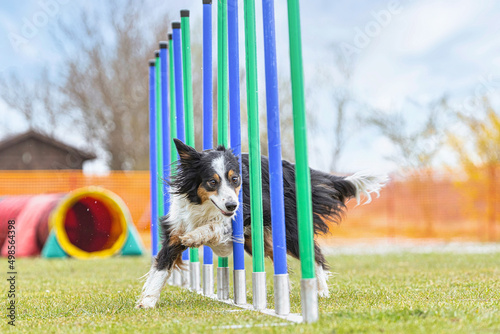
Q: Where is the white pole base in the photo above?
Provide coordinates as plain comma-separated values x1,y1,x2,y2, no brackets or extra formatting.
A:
181,260,190,288
173,268,182,286
233,269,246,305
300,278,318,323
217,267,230,300
203,264,214,296
189,261,201,292
252,271,266,310
274,273,290,315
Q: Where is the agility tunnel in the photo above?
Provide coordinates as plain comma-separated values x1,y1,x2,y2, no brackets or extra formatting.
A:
0,187,144,259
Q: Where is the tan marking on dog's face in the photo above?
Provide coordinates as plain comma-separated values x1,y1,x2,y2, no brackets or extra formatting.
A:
197,185,217,203
228,169,241,194
213,173,220,182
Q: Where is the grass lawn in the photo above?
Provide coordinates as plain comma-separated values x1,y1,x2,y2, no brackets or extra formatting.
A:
2,251,499,333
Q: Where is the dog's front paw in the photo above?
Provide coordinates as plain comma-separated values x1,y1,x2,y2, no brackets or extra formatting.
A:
318,288,330,298
136,295,158,309
179,233,202,248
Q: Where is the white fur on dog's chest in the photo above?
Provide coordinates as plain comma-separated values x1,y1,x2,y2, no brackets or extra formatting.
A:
168,195,233,257
169,195,225,231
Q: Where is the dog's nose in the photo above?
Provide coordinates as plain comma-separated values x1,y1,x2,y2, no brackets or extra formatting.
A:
225,202,237,212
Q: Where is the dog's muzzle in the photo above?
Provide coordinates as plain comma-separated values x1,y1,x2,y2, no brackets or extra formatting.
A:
211,199,237,217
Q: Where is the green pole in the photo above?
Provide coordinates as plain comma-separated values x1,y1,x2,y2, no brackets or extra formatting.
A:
155,53,165,220
243,0,265,274
217,0,229,269
181,10,199,263
169,35,177,165
287,0,315,280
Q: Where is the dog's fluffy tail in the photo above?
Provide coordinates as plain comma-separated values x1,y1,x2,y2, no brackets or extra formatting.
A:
308,169,387,231
344,171,388,205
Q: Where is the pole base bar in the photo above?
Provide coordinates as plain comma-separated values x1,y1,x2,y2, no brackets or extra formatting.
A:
233,269,246,305
190,261,201,292
300,278,318,323
274,274,290,316
217,267,230,300
203,264,214,296
197,289,303,323
252,271,267,310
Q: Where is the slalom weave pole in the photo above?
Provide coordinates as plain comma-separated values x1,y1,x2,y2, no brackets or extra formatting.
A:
181,9,201,293
168,34,177,166
228,0,246,306
287,0,318,323
262,0,290,316
148,59,159,257
172,22,190,288
217,0,230,301
159,41,171,251
202,0,215,297
168,34,182,287
154,51,165,228
243,0,266,310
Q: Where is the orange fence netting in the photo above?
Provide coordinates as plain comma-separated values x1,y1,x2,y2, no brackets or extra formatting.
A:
0,166,498,251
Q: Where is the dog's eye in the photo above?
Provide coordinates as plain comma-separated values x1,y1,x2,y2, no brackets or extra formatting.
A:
232,176,240,185
208,179,217,187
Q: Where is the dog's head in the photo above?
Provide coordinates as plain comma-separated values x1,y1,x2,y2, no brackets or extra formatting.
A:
171,139,241,217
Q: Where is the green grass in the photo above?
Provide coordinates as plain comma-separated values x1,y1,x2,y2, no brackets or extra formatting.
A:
2,252,499,333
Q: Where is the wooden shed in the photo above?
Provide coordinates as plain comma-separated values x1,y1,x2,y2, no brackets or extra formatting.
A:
0,130,96,170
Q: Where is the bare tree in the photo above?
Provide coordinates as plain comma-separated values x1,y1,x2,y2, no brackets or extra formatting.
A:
364,97,447,170
314,47,355,172
52,0,171,170
0,0,179,170
0,72,37,130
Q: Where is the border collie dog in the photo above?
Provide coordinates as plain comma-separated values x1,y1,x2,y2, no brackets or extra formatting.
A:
137,139,386,308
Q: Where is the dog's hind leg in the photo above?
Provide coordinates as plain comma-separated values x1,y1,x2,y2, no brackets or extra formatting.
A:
316,263,330,298
314,243,331,298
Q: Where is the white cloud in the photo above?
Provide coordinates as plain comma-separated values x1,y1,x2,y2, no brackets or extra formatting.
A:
397,0,486,55
349,0,499,110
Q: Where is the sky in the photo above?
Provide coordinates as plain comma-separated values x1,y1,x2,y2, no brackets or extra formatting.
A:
0,0,499,174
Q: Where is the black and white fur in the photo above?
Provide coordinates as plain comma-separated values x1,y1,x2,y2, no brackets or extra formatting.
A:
136,139,387,308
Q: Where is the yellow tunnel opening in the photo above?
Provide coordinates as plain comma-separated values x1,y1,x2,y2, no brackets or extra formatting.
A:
50,187,130,259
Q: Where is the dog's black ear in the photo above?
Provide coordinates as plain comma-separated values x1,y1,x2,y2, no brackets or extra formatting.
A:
173,138,200,161
215,145,226,152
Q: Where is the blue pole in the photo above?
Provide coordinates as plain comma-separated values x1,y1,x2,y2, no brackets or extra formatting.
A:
159,42,170,248
203,0,214,267
172,22,189,262
149,59,159,256
262,0,287,275
228,0,247,306
172,23,185,144
228,0,244,272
